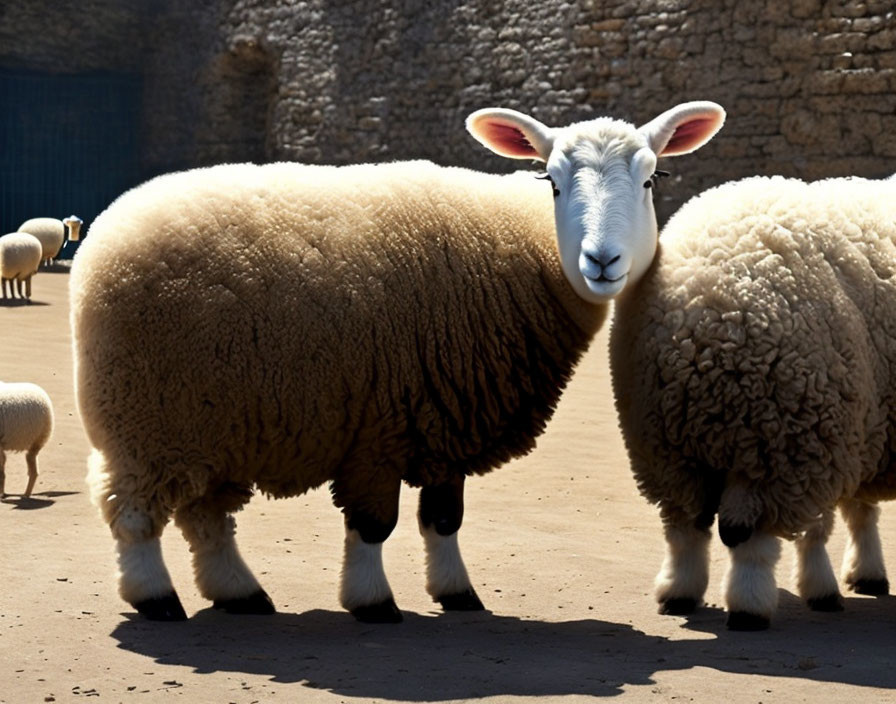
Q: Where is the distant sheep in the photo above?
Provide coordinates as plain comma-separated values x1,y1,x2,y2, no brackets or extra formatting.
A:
0,382,54,498
70,101,724,622
0,232,42,301
18,217,65,266
610,174,896,630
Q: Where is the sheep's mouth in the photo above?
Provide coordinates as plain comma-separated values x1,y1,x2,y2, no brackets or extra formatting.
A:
585,272,628,284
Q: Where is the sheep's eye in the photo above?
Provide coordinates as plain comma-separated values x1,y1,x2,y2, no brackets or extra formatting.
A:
536,172,560,198
643,169,671,190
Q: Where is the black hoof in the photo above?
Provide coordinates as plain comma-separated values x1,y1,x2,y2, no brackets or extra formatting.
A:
659,597,698,615
726,610,770,631
437,588,485,611
807,593,844,612
849,578,889,596
213,589,275,614
719,522,753,548
351,597,403,623
133,593,187,621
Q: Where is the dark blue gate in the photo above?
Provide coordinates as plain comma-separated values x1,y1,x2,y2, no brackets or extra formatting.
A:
0,70,142,258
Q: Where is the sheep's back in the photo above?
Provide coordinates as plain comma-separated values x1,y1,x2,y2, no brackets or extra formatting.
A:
611,176,896,532
18,218,65,259
71,161,598,503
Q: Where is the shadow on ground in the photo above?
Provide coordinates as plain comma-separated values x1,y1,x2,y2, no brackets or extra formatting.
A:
110,590,896,700
1,490,79,510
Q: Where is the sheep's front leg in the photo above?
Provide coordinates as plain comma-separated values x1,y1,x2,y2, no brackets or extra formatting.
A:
840,497,889,595
722,529,781,630
793,509,843,611
174,486,273,615
23,449,39,498
418,474,484,611
654,519,711,615
335,472,402,623
109,499,185,620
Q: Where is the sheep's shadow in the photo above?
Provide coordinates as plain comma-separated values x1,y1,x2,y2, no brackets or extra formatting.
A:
109,590,896,700
1,490,79,510
0,299,49,307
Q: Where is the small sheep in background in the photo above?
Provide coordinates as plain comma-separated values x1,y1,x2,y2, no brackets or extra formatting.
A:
63,215,83,250
610,174,896,630
0,232,43,301
71,101,724,622
18,217,65,266
0,382,54,498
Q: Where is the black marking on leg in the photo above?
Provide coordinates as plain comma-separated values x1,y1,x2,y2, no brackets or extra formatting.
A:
134,593,187,621
849,577,890,596
419,478,465,536
437,588,484,611
659,597,698,615
346,511,398,544
719,522,753,548
351,597,403,623
726,610,770,631
807,593,844,612
213,589,275,615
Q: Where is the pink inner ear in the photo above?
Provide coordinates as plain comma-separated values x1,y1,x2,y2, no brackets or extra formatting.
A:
661,118,717,155
482,121,538,157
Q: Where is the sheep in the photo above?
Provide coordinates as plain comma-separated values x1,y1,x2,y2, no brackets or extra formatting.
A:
0,232,43,301
609,174,896,630
18,217,65,266
69,100,725,622
0,382,54,498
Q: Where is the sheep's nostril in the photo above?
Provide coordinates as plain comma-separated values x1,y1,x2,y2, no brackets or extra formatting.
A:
606,254,621,266
584,252,601,266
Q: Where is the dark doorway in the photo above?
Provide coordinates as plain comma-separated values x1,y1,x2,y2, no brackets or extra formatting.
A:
0,70,142,258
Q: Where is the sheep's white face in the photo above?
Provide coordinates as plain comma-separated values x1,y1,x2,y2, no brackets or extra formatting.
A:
467,102,726,304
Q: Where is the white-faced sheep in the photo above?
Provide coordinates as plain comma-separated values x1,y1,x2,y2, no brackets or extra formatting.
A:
610,174,896,630
0,382,54,498
18,217,65,266
69,101,725,622
0,232,43,301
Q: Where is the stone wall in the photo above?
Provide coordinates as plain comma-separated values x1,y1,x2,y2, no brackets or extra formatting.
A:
2,0,896,220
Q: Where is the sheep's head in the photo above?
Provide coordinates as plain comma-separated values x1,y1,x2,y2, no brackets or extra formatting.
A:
466,102,725,303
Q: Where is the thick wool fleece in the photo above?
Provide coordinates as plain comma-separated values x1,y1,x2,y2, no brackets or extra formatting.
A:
18,218,65,261
611,175,896,538
0,382,54,453
71,160,605,528
0,233,42,281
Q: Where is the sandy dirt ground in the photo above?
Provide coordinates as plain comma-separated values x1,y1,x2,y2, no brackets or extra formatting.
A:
2,270,896,704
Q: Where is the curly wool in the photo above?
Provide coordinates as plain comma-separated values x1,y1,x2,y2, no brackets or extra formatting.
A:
611,175,896,538
71,160,605,523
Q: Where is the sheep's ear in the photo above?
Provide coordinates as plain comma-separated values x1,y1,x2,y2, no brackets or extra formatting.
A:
639,101,726,157
466,108,555,161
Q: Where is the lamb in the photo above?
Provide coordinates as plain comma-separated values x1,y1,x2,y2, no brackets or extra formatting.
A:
609,174,896,630
0,232,43,301
18,217,65,266
0,382,54,498
69,100,724,622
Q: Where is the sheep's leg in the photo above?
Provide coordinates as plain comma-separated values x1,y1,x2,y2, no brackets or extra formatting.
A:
335,473,402,623
418,475,484,611
722,529,781,630
0,449,6,497
111,500,185,620
793,509,843,611
24,275,32,301
655,520,712,615
1,277,7,299
173,486,273,614
840,497,889,595
23,449,39,498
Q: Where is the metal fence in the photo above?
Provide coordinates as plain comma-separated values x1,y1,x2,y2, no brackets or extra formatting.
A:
0,70,142,257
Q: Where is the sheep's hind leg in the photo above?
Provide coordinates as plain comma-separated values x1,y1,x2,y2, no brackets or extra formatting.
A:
174,485,274,615
655,519,711,615
418,475,484,611
23,449,39,498
793,509,843,611
335,473,402,623
840,498,889,595
722,529,781,630
109,499,185,621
